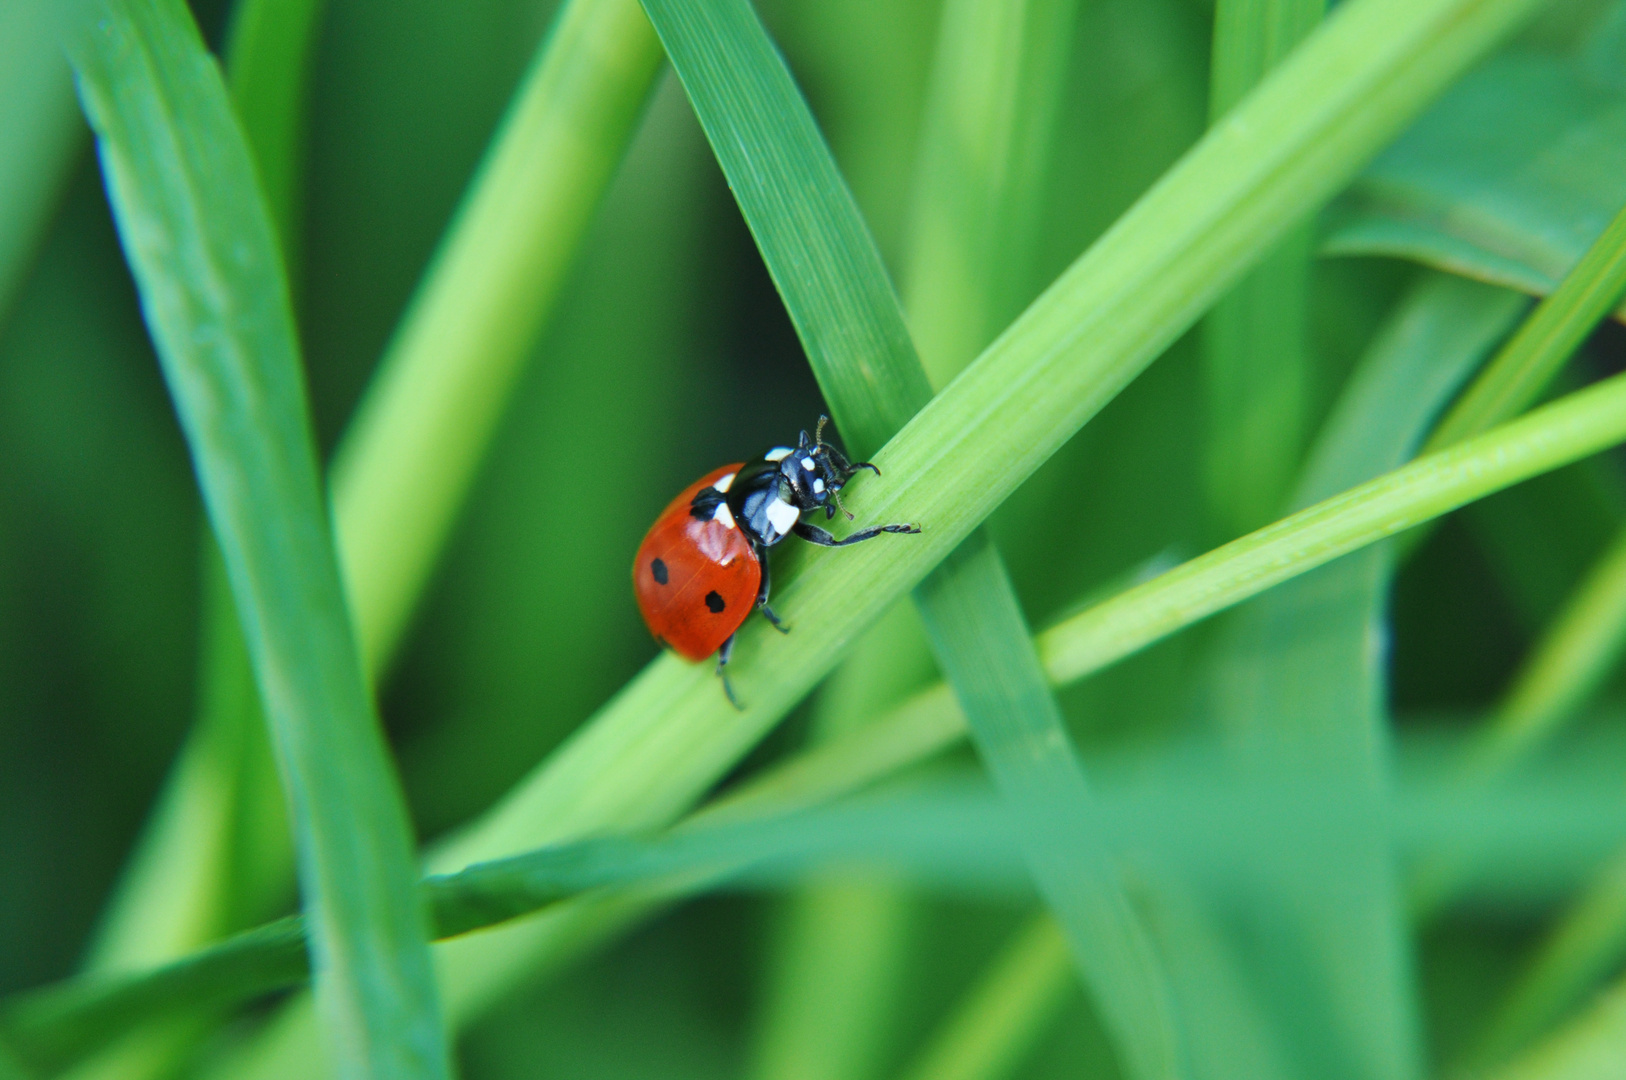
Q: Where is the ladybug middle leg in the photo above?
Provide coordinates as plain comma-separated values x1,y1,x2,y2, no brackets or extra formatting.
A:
754,543,790,634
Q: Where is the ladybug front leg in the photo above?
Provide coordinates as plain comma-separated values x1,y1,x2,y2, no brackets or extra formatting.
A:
755,545,790,634
793,520,920,546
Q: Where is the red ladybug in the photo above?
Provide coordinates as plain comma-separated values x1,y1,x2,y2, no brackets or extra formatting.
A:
633,417,920,704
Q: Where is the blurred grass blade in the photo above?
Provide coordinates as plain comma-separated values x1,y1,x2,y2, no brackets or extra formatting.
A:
1326,50,1626,320
66,1,451,1077
910,540,1183,1080
21,730,1626,1072
747,604,932,1080
212,0,1553,1071
223,0,327,258
901,0,1079,385
1201,271,1522,1080
1201,0,1323,536
1426,196,1626,451
1469,850,1626,1071
1477,978,1626,1080
895,914,1074,1080
0,0,83,324
640,0,1181,1074
331,0,662,672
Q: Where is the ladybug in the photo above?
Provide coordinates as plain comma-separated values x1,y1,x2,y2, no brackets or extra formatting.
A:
633,416,920,705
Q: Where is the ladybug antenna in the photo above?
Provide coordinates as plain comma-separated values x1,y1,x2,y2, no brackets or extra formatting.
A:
814,414,830,447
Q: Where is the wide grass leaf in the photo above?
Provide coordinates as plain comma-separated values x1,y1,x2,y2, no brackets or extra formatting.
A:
66,1,450,1077
1201,271,1524,1080
1326,49,1626,319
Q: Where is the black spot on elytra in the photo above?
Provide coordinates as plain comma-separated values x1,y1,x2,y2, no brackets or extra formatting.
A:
705,590,726,613
651,557,668,585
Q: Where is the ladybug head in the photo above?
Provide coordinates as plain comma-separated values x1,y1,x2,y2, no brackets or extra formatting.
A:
782,415,880,521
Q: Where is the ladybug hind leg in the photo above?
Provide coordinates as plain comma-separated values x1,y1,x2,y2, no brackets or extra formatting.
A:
716,634,742,710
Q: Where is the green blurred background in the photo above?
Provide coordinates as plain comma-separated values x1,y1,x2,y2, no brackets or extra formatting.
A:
6,0,1626,1076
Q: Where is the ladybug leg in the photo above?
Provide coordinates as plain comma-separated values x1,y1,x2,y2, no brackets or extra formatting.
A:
793,520,920,547
715,634,743,710
755,550,790,634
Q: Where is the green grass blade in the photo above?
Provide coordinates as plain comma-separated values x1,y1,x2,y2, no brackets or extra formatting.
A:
1460,522,1626,787
66,2,450,1076
895,914,1074,1080
1426,196,1626,451
751,0,1078,1071
640,1,1181,1073
1326,50,1626,320
210,0,1553,1069
1201,0,1323,536
634,0,928,456
83,0,335,990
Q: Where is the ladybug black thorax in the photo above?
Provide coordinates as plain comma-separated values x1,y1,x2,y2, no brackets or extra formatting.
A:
688,426,876,550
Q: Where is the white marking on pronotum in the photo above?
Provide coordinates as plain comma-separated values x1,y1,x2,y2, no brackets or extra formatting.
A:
800,457,816,471
764,497,800,537
764,447,793,462
713,502,737,530
713,471,736,493
812,478,825,494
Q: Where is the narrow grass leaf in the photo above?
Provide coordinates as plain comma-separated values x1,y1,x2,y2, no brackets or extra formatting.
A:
1201,0,1324,535
212,0,1553,1071
1039,371,1626,686
1478,979,1626,1080
1426,195,1626,451
895,914,1074,1080
639,1,1182,1074
66,2,450,1076
1326,50,1626,319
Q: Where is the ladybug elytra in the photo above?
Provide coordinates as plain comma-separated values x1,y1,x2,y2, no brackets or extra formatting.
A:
633,417,920,705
